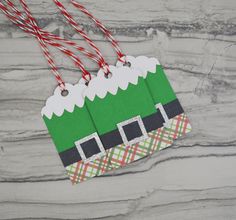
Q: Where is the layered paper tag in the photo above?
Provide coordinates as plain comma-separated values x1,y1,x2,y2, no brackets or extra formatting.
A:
117,55,192,143
42,57,191,184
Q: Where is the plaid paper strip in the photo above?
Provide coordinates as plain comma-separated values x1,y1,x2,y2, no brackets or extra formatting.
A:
66,113,191,184
66,152,113,184
108,126,172,169
164,113,192,146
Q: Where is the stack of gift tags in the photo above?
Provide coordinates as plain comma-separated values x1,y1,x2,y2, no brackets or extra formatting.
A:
42,56,192,184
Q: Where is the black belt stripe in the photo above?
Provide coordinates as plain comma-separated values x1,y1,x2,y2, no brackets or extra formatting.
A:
59,99,184,167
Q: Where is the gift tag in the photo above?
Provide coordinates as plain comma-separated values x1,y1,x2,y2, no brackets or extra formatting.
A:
41,83,97,155
117,55,192,145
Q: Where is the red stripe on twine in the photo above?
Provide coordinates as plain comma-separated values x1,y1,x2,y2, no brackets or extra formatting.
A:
0,0,93,86
5,0,100,65
19,0,66,90
53,0,110,74
70,0,125,62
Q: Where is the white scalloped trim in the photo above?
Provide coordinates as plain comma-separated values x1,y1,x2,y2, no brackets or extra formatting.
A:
116,55,160,78
42,64,146,118
41,82,87,119
83,65,143,101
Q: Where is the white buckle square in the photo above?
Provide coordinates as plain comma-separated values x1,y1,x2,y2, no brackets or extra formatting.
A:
75,132,106,164
117,115,148,146
155,103,171,128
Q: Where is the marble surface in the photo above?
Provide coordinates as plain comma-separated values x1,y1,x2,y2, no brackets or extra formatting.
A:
0,0,236,219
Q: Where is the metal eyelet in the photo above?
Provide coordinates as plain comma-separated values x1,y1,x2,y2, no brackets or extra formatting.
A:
104,72,112,79
123,61,131,67
61,89,69,97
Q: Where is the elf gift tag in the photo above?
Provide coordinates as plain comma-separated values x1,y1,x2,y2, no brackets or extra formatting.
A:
117,56,192,148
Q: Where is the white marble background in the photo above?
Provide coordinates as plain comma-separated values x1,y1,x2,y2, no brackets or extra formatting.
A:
0,0,236,219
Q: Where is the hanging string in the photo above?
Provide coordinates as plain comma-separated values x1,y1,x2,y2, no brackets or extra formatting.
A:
0,1,92,84
19,0,67,89
0,0,124,81
70,0,125,63
9,0,91,82
5,0,101,65
5,0,91,82
0,1,62,88
53,0,111,75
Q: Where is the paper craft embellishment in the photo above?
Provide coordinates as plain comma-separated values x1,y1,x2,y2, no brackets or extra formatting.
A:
1,0,192,185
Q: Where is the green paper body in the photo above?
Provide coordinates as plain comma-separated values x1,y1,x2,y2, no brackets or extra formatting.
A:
43,65,177,154
145,65,176,105
86,77,156,135
43,105,96,153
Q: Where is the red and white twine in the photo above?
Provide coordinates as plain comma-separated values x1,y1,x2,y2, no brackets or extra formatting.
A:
0,0,93,86
5,0,100,65
0,0,126,86
53,0,114,75
22,0,66,89
70,0,125,63
15,1,92,82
